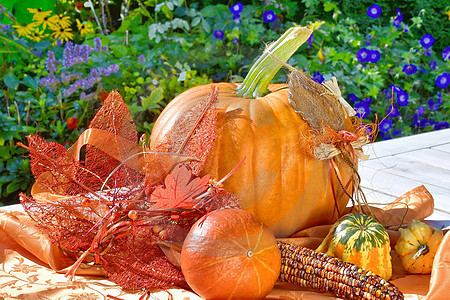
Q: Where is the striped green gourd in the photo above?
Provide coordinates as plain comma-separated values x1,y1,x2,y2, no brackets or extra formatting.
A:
317,213,392,280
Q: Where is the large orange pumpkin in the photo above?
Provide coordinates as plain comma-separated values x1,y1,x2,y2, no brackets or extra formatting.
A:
150,27,355,237
180,208,281,299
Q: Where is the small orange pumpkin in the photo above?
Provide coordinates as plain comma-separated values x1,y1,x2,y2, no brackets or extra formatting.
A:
180,208,281,299
151,27,356,237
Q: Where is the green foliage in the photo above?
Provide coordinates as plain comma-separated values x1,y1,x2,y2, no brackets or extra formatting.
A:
1,0,56,24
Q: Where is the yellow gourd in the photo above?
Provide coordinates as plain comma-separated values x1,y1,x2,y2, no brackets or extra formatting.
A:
395,220,444,274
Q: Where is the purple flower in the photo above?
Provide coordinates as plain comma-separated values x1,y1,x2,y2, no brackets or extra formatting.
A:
379,132,391,140
424,48,432,57
397,89,409,106
81,76,98,90
232,13,241,23
98,64,120,76
428,98,440,111
383,89,392,98
443,47,450,61
138,54,145,64
420,34,434,48
56,39,62,47
73,44,81,57
387,104,400,117
312,71,325,84
3,24,11,31
435,122,449,130
230,2,243,14
390,85,401,93
379,119,392,132
60,72,82,85
392,129,402,136
31,50,42,57
403,25,409,33
307,33,314,48
46,51,58,74
419,66,427,73
232,38,239,44
80,91,97,102
213,30,224,39
367,4,382,19
356,48,370,63
80,45,91,61
418,119,435,128
348,93,358,103
415,105,425,118
64,81,81,97
402,64,417,75
63,41,75,68
436,73,449,88
40,77,60,92
354,102,370,118
437,92,443,105
94,37,102,52
367,49,380,63
365,34,372,46
393,9,403,28
263,10,276,23
362,98,373,104
430,61,437,70
90,68,99,77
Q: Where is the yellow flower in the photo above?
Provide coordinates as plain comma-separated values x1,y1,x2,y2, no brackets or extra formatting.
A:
27,8,52,22
34,13,56,30
28,28,49,42
49,14,72,29
12,22,38,37
76,19,94,35
51,26,74,42
27,8,43,14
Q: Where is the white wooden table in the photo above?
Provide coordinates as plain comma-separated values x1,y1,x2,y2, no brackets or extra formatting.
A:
359,128,450,228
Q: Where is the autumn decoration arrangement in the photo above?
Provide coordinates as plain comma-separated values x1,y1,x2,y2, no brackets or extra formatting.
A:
17,26,445,299
151,26,371,238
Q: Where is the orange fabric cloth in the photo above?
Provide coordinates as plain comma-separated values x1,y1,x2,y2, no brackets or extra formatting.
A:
0,186,448,299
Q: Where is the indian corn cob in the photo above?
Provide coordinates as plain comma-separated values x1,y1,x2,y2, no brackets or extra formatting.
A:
278,241,404,300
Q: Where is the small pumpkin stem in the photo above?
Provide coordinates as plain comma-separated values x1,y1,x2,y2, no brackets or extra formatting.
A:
413,244,430,259
236,26,313,98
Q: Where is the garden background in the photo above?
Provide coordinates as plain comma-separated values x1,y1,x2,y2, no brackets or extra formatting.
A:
0,0,448,206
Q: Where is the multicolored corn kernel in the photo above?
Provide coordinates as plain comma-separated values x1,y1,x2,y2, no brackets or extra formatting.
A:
277,241,404,300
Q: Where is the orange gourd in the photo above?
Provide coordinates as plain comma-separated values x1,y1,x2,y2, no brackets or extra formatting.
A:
180,208,281,299
150,27,355,237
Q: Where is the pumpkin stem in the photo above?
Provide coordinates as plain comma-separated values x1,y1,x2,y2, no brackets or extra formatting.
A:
413,244,430,259
236,26,313,98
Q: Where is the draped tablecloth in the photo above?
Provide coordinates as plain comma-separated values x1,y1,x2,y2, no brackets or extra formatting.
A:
1,185,448,300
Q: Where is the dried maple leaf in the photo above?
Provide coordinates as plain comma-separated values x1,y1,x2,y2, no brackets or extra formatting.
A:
151,164,210,209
